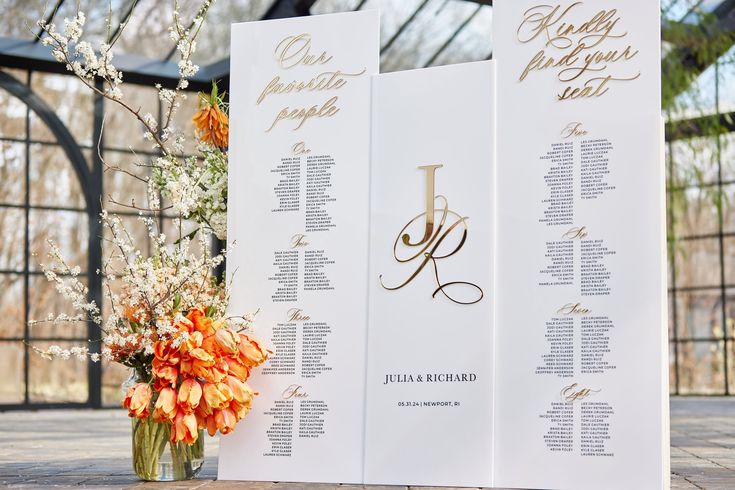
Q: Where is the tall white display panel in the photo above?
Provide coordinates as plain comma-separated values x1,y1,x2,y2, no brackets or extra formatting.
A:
364,61,496,487
219,10,378,483
492,1,669,489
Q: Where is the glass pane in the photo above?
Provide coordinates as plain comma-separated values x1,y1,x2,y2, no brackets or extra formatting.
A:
1,2,49,39
721,132,735,181
427,5,492,67
676,290,723,340
31,73,93,147
113,0,196,60
102,214,153,263
380,0,481,72
669,342,677,394
169,91,199,155
102,359,130,407
28,340,88,403
723,237,735,286
668,187,720,238
725,288,735,338
0,207,25,271
0,341,25,403
30,143,87,208
28,342,88,403
103,84,158,152
0,274,24,339
721,184,735,234
193,0,277,64
29,209,88,272
0,87,27,139
728,341,735,394
0,141,26,205
668,137,719,187
303,0,360,14
28,275,89,339
673,237,721,288
103,151,152,213
668,293,675,340
676,340,725,395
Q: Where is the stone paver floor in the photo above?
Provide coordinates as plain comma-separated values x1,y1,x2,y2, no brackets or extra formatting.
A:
0,397,733,489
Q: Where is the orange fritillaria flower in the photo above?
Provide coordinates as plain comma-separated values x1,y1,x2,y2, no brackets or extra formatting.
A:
123,383,152,419
193,82,228,150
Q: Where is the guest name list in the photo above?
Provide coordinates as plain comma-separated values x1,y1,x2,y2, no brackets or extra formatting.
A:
219,11,378,484
494,1,668,489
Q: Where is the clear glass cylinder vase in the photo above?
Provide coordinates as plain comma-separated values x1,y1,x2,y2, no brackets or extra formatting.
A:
131,416,204,481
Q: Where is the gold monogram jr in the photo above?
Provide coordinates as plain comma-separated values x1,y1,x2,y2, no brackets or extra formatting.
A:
379,165,484,305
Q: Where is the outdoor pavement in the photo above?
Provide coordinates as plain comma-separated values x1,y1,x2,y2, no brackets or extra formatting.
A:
0,397,733,489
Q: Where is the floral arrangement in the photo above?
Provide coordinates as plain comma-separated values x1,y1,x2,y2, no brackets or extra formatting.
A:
30,0,265,480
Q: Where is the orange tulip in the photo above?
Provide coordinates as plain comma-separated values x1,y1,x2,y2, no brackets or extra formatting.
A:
171,409,199,444
214,328,240,355
153,340,180,365
123,383,152,419
224,356,250,382
175,315,194,333
187,308,215,336
206,414,218,436
152,359,178,388
152,387,177,422
180,346,214,377
238,334,269,367
202,382,233,410
195,390,213,418
178,379,202,412
225,376,255,419
214,407,237,435
205,359,229,384
179,331,203,354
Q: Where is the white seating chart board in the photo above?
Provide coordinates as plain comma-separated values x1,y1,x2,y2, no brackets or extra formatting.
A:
493,2,669,489
220,11,378,484
221,4,669,489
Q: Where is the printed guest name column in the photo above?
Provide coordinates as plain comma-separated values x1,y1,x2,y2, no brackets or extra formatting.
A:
493,1,668,490
219,11,379,484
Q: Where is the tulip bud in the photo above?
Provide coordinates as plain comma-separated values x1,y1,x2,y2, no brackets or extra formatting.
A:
177,378,202,412
123,383,152,419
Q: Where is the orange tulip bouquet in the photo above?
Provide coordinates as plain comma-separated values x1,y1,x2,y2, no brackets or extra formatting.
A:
32,0,268,481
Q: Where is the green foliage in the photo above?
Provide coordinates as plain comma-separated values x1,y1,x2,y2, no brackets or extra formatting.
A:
662,6,735,265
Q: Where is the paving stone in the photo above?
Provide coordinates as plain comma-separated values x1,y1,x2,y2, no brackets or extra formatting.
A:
2,398,735,488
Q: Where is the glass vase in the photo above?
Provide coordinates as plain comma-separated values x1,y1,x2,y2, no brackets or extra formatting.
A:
131,416,204,481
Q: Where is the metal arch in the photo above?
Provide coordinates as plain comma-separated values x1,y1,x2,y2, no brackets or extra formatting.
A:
0,70,94,211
